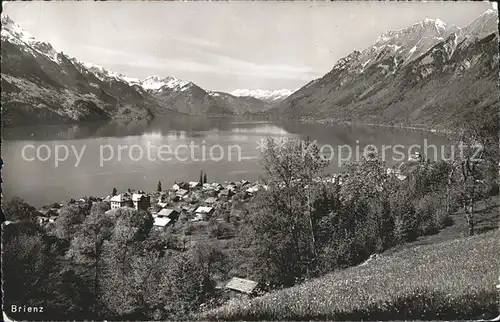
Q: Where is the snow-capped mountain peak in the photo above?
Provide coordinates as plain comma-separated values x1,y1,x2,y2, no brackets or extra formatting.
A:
81,62,129,82
462,8,499,40
375,17,448,46
1,13,61,63
230,89,295,102
432,18,447,32
141,75,190,91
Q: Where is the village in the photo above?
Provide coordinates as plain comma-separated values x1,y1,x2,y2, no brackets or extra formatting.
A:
32,154,420,297
34,175,274,297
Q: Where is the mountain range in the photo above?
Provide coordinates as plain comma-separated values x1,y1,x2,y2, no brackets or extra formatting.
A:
230,89,295,103
1,10,498,129
0,15,276,126
269,9,499,130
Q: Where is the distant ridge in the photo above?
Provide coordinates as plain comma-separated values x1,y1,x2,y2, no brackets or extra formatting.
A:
269,10,499,130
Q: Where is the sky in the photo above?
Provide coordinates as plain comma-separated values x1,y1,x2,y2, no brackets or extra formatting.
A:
2,1,495,92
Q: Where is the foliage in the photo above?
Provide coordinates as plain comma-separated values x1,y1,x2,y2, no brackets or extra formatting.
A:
4,196,37,221
209,221,235,239
244,138,329,286
53,203,89,240
200,230,500,321
160,243,228,319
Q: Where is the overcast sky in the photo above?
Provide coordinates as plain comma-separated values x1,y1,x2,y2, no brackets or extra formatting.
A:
3,1,495,92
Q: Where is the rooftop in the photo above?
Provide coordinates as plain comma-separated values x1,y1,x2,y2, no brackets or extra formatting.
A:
205,197,218,203
132,193,148,201
225,277,259,294
157,202,168,208
153,217,171,227
195,206,214,214
110,194,131,202
158,208,178,217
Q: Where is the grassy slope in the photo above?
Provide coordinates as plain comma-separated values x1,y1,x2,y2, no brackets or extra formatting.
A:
201,227,499,320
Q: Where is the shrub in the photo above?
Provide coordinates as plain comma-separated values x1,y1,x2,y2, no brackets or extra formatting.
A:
393,204,419,243
209,222,235,239
184,222,195,236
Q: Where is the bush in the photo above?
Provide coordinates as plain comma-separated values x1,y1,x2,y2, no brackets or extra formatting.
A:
439,213,454,228
393,204,419,243
184,222,195,236
209,222,235,239
488,182,499,196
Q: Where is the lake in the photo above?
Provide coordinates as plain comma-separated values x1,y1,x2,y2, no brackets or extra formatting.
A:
2,115,452,207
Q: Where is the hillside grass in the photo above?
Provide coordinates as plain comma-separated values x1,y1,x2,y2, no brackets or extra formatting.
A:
200,229,500,320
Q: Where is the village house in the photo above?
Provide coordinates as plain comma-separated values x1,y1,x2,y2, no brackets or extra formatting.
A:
132,193,151,211
189,213,204,222
110,193,133,209
218,189,234,201
211,182,223,191
225,277,260,297
409,151,422,162
157,191,169,203
245,185,260,194
189,181,202,189
195,206,214,216
181,205,196,214
189,206,214,222
157,208,179,220
157,202,168,209
37,207,59,219
153,216,172,232
173,181,189,191
204,197,218,205
36,208,59,224
176,189,189,197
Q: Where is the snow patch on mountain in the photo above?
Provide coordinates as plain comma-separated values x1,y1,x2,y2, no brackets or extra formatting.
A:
141,75,190,91
461,8,499,40
230,89,295,102
81,62,128,82
1,14,62,63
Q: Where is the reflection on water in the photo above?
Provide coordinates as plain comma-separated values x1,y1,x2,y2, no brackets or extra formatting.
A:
2,115,451,207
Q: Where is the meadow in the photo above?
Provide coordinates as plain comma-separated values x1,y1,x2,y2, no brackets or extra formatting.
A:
200,229,500,321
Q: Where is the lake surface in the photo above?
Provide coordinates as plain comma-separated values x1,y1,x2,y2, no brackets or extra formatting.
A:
2,115,452,207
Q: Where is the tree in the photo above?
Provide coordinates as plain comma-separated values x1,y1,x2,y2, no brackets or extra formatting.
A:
157,181,162,192
199,170,204,185
53,204,88,240
4,197,37,221
339,150,395,252
99,208,154,318
247,138,329,286
449,111,499,236
162,244,227,319
112,188,117,196
66,203,114,314
2,221,78,320
203,172,208,184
